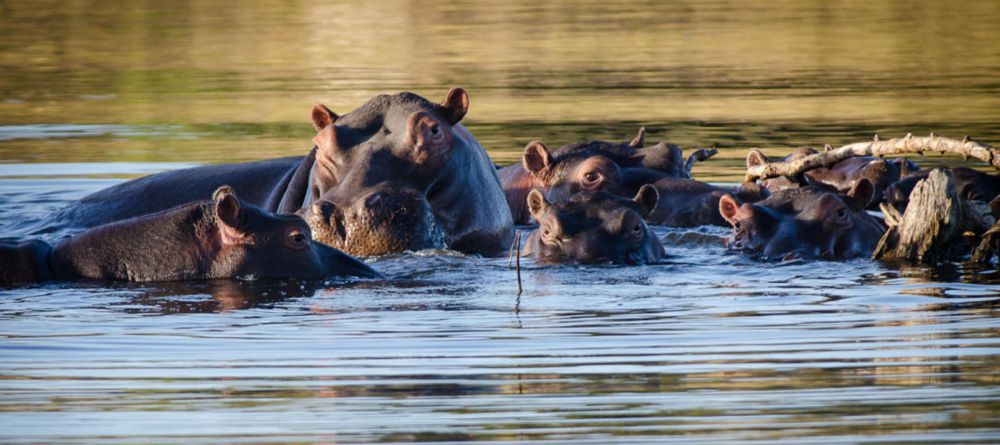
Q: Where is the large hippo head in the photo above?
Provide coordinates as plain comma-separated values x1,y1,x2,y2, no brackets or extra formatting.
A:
522,185,665,264
301,88,513,256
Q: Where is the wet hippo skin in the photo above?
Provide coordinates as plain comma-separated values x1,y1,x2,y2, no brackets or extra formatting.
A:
718,180,886,260
0,187,379,286
46,88,513,256
883,167,1000,213
500,138,755,226
521,185,665,265
746,148,919,209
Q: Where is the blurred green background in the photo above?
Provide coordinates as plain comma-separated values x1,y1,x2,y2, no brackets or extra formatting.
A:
1,0,998,180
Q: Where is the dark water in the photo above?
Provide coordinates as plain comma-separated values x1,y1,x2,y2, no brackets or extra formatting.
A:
2,1,1000,443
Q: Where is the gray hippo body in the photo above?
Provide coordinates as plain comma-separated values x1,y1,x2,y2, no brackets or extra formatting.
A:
1,187,379,286
46,89,513,256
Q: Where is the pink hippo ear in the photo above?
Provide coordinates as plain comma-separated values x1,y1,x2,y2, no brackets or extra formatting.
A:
718,193,742,225
440,87,470,125
847,178,874,211
629,127,646,148
526,189,550,221
523,141,553,176
214,187,247,244
311,104,339,131
632,184,659,216
746,149,770,168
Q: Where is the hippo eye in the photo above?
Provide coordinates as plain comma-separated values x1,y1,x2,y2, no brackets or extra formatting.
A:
837,208,847,218
631,223,643,236
430,125,441,136
289,231,308,246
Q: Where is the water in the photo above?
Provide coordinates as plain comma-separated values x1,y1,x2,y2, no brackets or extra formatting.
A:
1,0,1000,443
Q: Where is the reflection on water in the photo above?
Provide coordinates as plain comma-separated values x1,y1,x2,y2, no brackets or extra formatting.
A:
1,0,1000,443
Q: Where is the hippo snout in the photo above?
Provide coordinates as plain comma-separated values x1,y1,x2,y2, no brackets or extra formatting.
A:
314,243,382,279
304,186,446,257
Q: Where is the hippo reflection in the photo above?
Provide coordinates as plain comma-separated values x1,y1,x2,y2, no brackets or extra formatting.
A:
522,185,665,265
0,187,379,286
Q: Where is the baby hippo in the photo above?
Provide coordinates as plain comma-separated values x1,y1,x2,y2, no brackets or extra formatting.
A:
0,187,380,286
522,185,665,264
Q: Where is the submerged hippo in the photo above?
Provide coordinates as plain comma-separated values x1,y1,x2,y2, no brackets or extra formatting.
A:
718,180,885,260
883,167,1000,213
747,148,918,208
0,187,379,286
498,131,715,224
48,88,513,256
746,148,818,192
521,185,665,264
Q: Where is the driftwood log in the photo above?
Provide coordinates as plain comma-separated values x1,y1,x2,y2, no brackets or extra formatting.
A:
744,134,1000,183
873,169,996,264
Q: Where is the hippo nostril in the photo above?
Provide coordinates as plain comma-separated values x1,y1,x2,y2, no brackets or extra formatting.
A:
734,241,744,249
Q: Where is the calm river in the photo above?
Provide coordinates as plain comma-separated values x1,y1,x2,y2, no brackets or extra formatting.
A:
1,1,999,443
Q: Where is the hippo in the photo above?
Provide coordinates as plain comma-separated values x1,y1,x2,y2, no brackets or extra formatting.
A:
647,177,767,227
746,148,918,209
0,187,379,286
883,167,1000,213
718,179,886,260
301,183,447,256
498,131,715,224
746,147,818,192
521,185,665,264
803,157,919,209
47,88,513,256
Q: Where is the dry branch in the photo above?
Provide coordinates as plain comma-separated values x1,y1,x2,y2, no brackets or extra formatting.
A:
744,134,1000,183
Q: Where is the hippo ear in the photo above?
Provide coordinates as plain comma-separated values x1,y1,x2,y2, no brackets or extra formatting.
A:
629,127,646,148
526,189,550,221
746,149,770,168
440,87,470,125
215,190,245,229
311,104,339,131
718,193,741,225
632,184,659,216
523,141,553,176
847,178,874,211
212,185,237,202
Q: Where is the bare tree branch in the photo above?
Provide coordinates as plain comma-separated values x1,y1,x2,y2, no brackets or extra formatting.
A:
744,134,1000,183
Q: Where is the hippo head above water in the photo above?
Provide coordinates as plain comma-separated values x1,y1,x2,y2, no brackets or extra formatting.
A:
521,140,636,204
301,88,512,256
522,185,665,265
301,183,446,256
0,186,380,286
718,180,885,260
